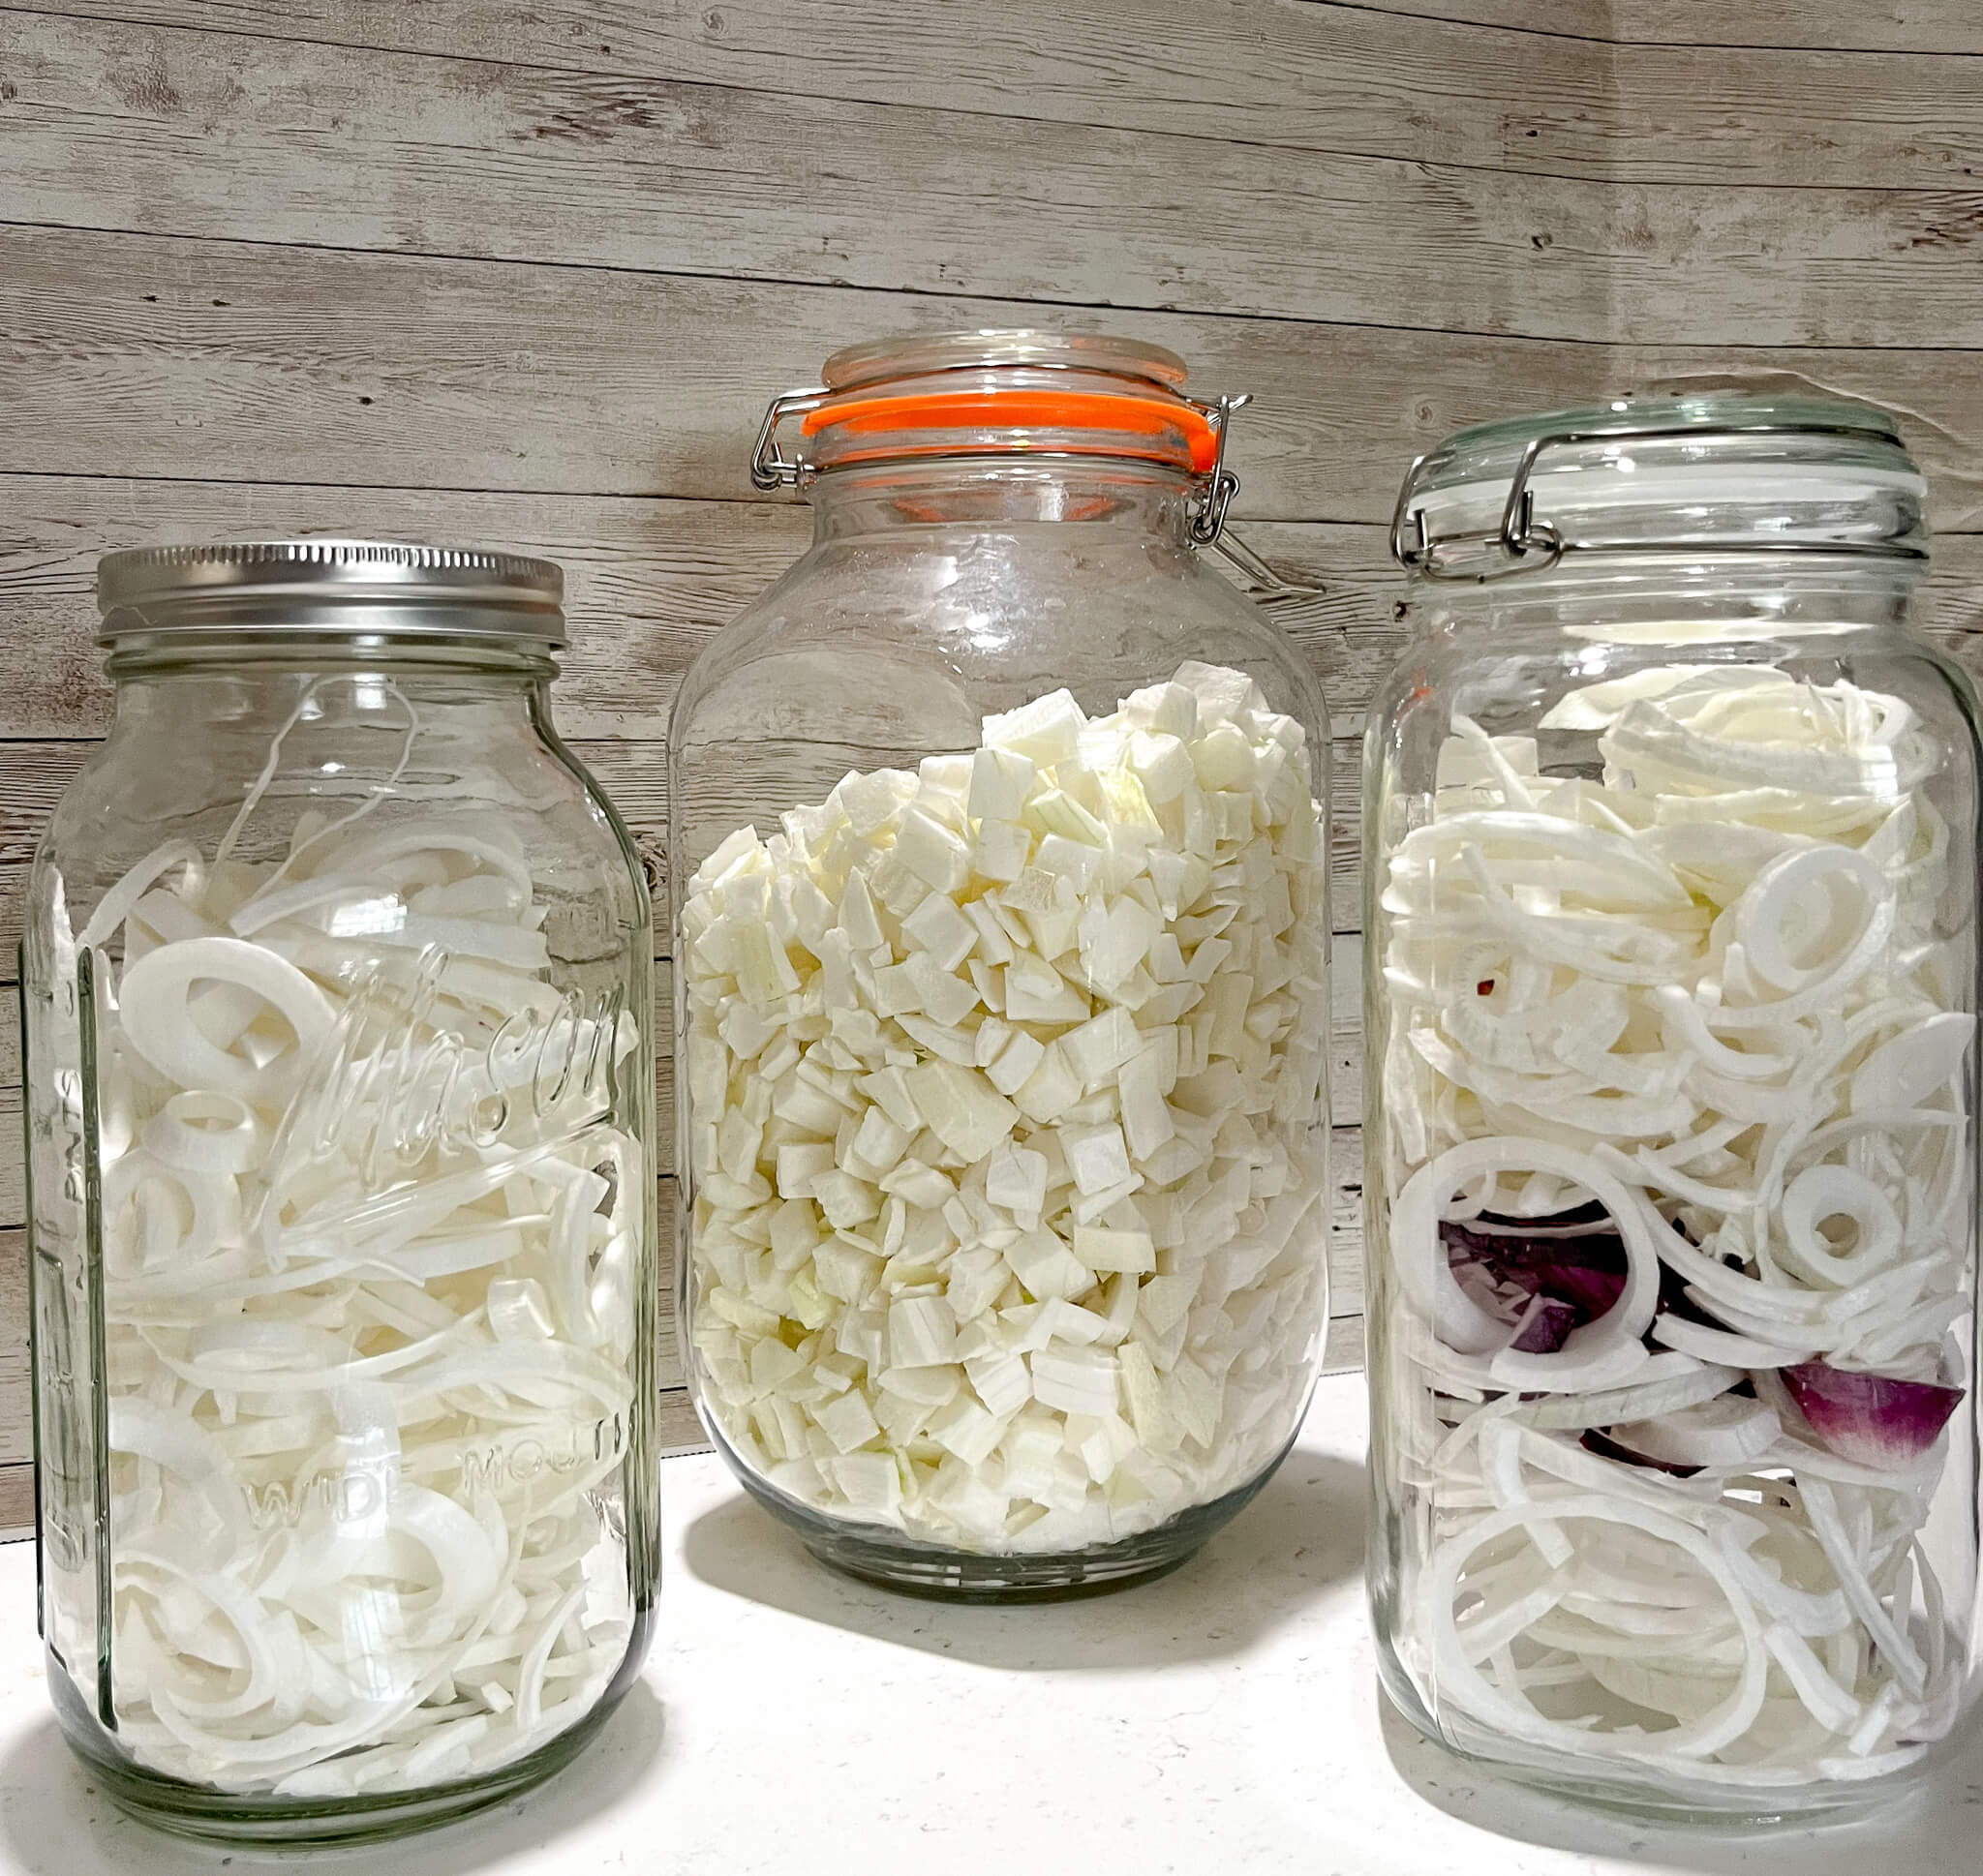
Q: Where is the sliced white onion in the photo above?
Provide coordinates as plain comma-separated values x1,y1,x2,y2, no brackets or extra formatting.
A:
142,1091,264,1177
78,840,204,953
79,802,644,1798
119,937,337,1102
1608,1396,1781,1468
1650,1313,1818,1369
1521,1359,1739,1433
1381,665,1968,1790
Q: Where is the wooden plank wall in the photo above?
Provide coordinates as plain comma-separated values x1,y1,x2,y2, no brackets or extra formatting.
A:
3,0,1980,1530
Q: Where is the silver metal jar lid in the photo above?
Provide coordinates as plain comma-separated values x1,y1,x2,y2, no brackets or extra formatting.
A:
95,540,566,646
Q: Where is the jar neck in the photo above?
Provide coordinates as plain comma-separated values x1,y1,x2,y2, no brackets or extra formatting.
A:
806,458,1199,546
102,638,558,744
1410,557,1927,646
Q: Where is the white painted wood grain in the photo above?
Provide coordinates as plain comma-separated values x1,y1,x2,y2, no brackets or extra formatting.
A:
0,0,1615,174
9,229,1983,535
25,0,1981,191
1351,0,1983,53
0,227,1620,525
1604,0,1983,53
0,11,1613,340
0,1231,32,1467
8,13,1983,344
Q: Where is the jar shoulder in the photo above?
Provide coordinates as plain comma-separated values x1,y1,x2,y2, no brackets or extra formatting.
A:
25,701,647,980
675,531,1329,745
1366,617,1983,743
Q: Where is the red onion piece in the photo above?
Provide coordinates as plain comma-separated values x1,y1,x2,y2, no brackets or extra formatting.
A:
1579,1428,1703,1478
1510,1294,1579,1354
1783,1360,1964,1469
1441,1214,1631,1331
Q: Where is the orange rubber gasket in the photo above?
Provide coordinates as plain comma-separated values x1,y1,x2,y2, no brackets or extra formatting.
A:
801,390,1219,472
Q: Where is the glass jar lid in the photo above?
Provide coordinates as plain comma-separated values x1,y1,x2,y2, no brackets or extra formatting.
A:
96,539,566,645
749,327,1252,546
1391,391,1928,583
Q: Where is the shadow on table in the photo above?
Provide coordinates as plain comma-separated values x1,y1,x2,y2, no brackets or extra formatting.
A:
1379,1696,1983,1876
682,1452,1365,1671
0,1680,665,1873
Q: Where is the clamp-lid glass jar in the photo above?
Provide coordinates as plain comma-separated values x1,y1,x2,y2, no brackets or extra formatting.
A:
1363,396,1981,1817
21,543,658,1842
672,330,1332,1598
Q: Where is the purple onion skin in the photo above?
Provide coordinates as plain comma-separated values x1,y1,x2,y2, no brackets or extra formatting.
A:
1441,1217,1630,1329
1783,1361,1965,1469
1581,1429,1703,1479
1510,1295,1579,1354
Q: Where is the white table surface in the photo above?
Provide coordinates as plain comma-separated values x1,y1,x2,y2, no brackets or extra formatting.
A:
0,1375,1978,1874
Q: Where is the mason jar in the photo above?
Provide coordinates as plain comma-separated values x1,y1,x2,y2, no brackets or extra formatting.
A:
20,543,659,1842
1363,394,1981,1817
671,330,1332,1598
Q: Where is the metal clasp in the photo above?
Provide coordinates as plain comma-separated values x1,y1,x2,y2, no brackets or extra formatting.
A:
749,388,829,492
1187,391,1248,549
1388,431,1578,583
1188,391,1325,605
1392,415,1925,583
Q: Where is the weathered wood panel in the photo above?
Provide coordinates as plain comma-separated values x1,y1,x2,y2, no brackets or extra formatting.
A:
1607,0,1983,53
9,14,1983,345
0,471,1412,741
1353,0,1983,54
0,227,1621,527
0,1462,28,1540
10,232,1983,536
1598,184,1983,348
0,1229,32,1468
31,0,1983,191
7,480,1981,761
1337,0,1611,38
0,0,1614,174
1595,45,1983,187
0,11,1613,340
0,479,802,743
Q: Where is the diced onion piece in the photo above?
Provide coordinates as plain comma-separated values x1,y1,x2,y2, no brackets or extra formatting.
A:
684,664,1330,1552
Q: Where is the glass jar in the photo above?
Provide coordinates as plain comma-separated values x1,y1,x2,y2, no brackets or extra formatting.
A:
1363,395,1981,1817
671,330,1332,1598
21,543,658,1843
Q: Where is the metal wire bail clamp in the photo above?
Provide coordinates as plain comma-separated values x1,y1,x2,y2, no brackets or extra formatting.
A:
748,389,829,492
1390,415,1929,583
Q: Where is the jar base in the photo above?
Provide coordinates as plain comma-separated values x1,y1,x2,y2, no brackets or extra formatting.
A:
734,1450,1288,1602
1374,1659,1921,1828
52,1664,628,1846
